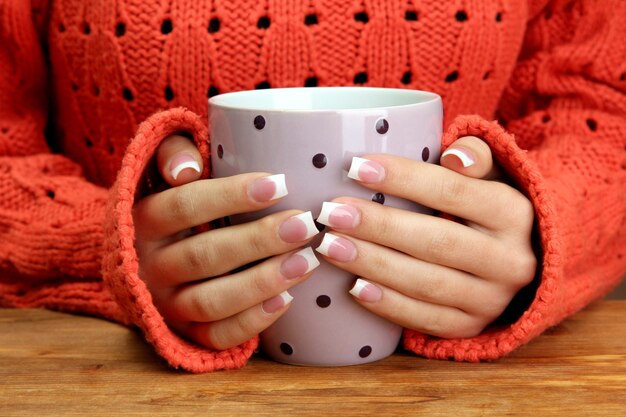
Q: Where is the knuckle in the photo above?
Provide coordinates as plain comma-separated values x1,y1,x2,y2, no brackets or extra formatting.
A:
509,249,537,287
205,326,231,351
426,230,459,260
183,241,212,274
439,176,472,208
167,187,197,224
233,312,259,341
248,266,276,297
189,291,221,322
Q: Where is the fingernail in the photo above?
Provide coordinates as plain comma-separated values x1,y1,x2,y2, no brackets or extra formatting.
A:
441,147,476,168
349,278,382,302
278,211,319,243
170,153,201,180
262,291,293,314
347,157,385,183
280,247,320,280
315,232,357,262
317,202,360,229
249,174,288,202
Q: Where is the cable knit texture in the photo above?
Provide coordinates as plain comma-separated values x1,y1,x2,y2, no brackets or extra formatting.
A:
0,0,625,372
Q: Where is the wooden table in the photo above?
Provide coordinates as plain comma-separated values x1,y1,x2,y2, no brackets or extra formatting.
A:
1,301,625,417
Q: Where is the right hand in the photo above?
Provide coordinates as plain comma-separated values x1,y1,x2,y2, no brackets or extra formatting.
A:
133,135,320,350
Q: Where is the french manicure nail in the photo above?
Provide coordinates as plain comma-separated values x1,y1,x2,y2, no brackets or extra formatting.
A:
317,202,360,229
347,157,386,183
441,147,476,168
315,232,357,262
278,211,319,243
170,153,201,180
349,278,382,302
262,291,293,314
249,174,288,202
280,247,320,280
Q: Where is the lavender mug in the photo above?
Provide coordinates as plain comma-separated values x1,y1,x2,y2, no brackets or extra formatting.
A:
209,87,442,366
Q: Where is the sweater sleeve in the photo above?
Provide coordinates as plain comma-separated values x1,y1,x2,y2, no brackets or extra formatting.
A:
403,0,626,361
0,1,256,372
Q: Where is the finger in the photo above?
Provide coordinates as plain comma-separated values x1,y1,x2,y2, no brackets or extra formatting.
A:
440,136,501,180
165,247,319,322
186,291,294,350
348,279,487,339
316,201,521,282
156,135,204,186
134,172,289,240
315,234,509,318
346,154,533,232
148,210,320,285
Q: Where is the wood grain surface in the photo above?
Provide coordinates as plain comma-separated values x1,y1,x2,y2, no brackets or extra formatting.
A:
1,301,625,417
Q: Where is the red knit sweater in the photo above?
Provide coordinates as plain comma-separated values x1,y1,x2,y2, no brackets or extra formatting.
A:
1,0,624,372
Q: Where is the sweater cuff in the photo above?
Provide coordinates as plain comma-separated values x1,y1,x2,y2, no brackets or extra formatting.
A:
402,114,564,361
102,107,258,372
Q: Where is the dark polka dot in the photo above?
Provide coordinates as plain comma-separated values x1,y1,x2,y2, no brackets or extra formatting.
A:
314,220,326,232
354,12,369,23
305,76,318,87
208,17,220,33
257,16,271,29
375,118,389,134
445,71,459,83
254,115,266,130
161,19,173,34
401,71,412,85
115,22,126,37
217,144,224,159
164,86,174,101
586,118,597,132
405,10,418,21
122,87,134,101
312,153,327,168
354,72,368,84
359,345,372,358
305,14,318,25
455,10,468,22
316,295,331,308
422,147,430,161
371,193,385,204
280,343,293,355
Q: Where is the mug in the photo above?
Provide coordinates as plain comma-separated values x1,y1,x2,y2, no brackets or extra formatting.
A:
209,87,442,366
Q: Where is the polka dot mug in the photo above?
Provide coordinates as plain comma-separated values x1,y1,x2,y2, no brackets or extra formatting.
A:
209,87,442,366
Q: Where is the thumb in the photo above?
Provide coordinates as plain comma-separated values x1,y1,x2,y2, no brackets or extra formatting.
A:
156,135,204,186
440,136,500,180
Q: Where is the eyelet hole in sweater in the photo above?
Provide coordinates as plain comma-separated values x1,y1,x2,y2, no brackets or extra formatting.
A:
496,12,503,22
161,19,173,34
164,86,174,101
445,71,459,83
586,118,598,132
401,71,412,84
257,16,271,29
255,81,271,89
207,86,219,97
115,22,126,37
353,72,368,84
305,76,318,87
455,10,468,22
58,22,66,33
305,14,318,25
354,12,368,23
208,17,220,33
405,10,418,21
122,87,134,101
81,22,91,35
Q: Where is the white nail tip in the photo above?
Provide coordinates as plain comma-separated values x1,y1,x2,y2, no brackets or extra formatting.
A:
171,161,201,180
347,157,370,181
349,278,369,298
441,148,475,168
279,290,294,306
294,247,320,274
293,211,319,239
317,202,343,227
266,174,288,200
315,232,340,257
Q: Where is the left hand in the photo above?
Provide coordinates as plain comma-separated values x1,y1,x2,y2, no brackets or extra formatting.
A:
314,136,537,339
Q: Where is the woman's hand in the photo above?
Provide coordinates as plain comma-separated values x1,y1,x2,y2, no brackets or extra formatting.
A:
133,135,320,350
315,136,536,338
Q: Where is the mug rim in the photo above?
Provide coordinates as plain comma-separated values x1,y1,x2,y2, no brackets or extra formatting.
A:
209,86,441,113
